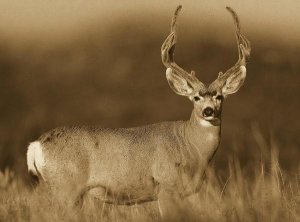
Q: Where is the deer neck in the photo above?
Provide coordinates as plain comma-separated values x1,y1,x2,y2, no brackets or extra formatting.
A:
182,110,221,162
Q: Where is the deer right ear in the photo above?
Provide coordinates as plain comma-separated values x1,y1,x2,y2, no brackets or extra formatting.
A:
166,68,194,96
221,66,246,96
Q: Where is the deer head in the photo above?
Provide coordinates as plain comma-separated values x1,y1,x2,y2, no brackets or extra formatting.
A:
161,5,251,125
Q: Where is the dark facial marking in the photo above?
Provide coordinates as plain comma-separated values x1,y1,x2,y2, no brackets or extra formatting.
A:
216,95,223,100
194,96,200,101
208,91,217,96
199,91,217,97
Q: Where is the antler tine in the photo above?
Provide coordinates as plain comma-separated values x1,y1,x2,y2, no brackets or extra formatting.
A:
171,5,182,33
219,7,251,81
161,5,200,88
228,7,250,62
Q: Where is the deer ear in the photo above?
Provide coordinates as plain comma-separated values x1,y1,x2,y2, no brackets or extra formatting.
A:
166,68,194,96
222,66,246,96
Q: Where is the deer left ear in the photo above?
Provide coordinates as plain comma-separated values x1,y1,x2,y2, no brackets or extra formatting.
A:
222,66,246,96
166,68,194,96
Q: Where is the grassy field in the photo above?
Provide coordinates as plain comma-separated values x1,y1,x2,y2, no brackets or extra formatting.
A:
0,4,299,221
0,140,299,221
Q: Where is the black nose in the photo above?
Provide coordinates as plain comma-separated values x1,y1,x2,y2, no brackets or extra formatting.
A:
203,107,214,117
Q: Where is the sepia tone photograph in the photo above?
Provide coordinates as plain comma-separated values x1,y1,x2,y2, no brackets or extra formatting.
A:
0,0,299,221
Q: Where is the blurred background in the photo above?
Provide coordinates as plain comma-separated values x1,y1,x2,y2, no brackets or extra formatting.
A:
0,0,299,182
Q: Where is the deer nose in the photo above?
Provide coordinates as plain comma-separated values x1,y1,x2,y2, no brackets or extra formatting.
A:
203,107,214,117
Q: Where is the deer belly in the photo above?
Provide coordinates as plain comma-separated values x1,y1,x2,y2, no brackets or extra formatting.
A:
86,176,158,204
88,161,156,203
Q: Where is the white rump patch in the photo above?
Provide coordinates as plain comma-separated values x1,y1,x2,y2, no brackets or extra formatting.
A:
27,141,45,179
199,119,213,127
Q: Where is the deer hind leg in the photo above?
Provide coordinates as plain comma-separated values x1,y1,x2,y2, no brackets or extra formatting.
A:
75,185,113,217
76,185,111,206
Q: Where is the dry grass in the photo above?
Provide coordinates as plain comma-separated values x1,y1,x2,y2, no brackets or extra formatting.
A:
0,131,299,222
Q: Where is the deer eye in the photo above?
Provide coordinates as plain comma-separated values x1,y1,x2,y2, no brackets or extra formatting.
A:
216,95,223,100
194,96,200,101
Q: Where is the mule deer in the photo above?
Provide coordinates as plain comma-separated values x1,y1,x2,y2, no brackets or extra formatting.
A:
27,5,250,207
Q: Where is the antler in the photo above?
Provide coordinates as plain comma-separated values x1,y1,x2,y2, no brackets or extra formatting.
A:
217,7,251,83
161,5,201,90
